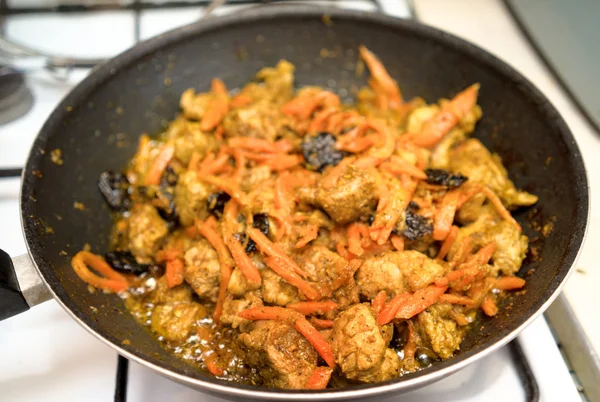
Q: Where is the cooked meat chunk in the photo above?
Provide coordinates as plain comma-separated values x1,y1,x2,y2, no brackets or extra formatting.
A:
128,204,169,264
449,139,537,208
417,304,464,359
314,165,378,224
221,291,263,330
333,279,360,312
228,266,261,297
478,221,529,276
163,117,216,164
406,105,439,134
330,304,387,382
300,246,356,297
356,252,405,299
261,269,300,306
397,250,445,292
148,276,193,305
180,88,212,121
238,320,318,389
223,100,290,142
174,170,212,226
357,348,400,383
356,251,444,298
183,239,221,302
250,60,295,104
150,302,207,342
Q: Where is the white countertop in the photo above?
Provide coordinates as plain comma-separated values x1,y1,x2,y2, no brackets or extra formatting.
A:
414,0,600,355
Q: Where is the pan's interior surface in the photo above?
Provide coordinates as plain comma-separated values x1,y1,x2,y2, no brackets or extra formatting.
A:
20,8,587,396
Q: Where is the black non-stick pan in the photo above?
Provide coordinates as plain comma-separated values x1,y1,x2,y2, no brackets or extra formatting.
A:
0,6,588,401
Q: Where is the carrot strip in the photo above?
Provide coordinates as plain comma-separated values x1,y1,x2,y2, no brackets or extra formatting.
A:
372,290,387,315
309,108,338,133
200,79,229,131
205,353,224,376
391,235,405,251
295,224,319,249
439,293,476,306
437,225,459,260
481,294,498,316
395,285,448,320
310,318,335,329
262,154,303,171
347,223,365,256
474,242,496,265
248,228,309,277
145,144,175,185
200,152,231,175
305,367,333,390
232,149,246,183
287,301,338,315
228,137,279,153
495,276,526,290
336,241,355,261
230,93,252,108
450,236,473,265
239,306,304,323
381,156,427,180
433,189,461,241
264,256,320,301
71,251,129,293
403,321,417,361
378,293,411,325
321,157,353,190
481,186,522,232
359,45,402,109
165,258,185,288
449,309,470,326
295,318,336,368
227,237,262,285
201,175,248,206
187,152,201,171
198,220,233,323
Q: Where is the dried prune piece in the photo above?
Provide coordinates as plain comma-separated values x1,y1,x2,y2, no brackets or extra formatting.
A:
302,132,347,172
235,213,270,253
207,191,231,218
105,250,150,275
401,209,433,241
424,169,467,189
98,171,131,211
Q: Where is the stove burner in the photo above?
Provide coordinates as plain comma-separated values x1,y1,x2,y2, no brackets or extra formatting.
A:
0,66,33,125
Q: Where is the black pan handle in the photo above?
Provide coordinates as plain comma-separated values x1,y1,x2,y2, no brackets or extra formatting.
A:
0,249,52,320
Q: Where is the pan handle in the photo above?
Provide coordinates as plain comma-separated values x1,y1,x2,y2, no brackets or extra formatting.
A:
0,250,52,320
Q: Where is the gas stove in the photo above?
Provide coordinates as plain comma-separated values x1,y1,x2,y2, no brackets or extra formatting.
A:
0,1,594,401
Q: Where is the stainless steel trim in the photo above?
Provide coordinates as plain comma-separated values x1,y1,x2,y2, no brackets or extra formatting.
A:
546,295,600,401
12,253,52,308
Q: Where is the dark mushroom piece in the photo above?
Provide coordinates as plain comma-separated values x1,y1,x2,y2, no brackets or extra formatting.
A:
302,132,347,172
424,169,468,189
105,250,151,275
98,171,132,211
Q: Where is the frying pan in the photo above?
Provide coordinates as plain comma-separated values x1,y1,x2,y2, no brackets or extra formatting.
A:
0,6,589,400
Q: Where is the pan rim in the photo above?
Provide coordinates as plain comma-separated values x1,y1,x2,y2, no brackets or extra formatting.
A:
20,5,590,399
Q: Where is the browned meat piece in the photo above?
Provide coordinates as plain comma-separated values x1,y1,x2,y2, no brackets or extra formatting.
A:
449,139,537,208
223,100,291,143
227,266,261,297
221,291,263,330
150,302,207,342
330,304,388,382
183,239,221,302
313,165,378,224
333,279,360,312
148,276,193,305
356,252,405,299
417,304,465,359
261,269,301,306
163,117,217,164
478,221,529,276
127,204,169,264
356,251,444,298
241,60,295,104
180,88,212,121
242,165,273,193
238,320,318,389
299,246,356,297
397,250,445,292
174,170,212,227
451,216,528,276
356,348,400,383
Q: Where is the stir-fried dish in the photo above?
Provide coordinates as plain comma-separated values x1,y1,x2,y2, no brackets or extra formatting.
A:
71,46,537,389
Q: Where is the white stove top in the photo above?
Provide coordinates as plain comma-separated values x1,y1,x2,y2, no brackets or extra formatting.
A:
0,0,590,401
